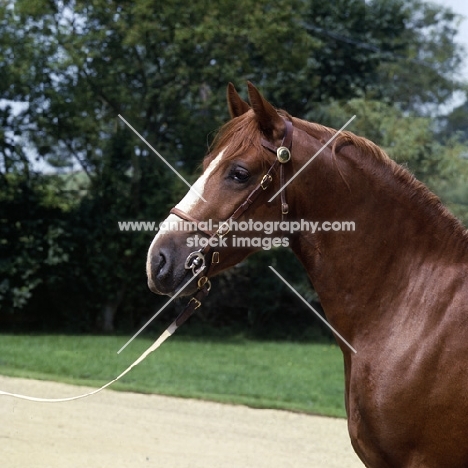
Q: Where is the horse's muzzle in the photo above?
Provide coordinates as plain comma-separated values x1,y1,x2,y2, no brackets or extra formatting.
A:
147,245,197,296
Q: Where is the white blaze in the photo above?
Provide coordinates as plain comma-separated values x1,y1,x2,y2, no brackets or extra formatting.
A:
174,148,225,214
147,149,225,256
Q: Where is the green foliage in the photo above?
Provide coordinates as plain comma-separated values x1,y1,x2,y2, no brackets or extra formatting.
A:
375,0,465,111
442,100,468,143
0,174,72,312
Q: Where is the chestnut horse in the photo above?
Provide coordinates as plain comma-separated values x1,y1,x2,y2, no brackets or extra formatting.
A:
147,82,468,467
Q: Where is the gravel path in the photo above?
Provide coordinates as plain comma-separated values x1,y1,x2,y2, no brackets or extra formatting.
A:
0,376,363,467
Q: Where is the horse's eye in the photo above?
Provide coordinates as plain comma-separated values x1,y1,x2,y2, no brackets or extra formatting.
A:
229,167,250,183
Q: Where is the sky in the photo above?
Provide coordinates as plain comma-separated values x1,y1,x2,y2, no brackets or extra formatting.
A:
435,0,468,74
438,0,468,48
429,0,468,111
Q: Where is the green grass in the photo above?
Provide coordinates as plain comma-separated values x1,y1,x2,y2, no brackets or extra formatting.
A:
0,334,346,417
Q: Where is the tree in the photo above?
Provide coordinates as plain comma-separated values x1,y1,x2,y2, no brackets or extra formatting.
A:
0,173,71,319
375,0,466,113
442,101,468,143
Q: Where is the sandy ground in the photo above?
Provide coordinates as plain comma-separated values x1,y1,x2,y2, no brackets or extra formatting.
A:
0,376,363,468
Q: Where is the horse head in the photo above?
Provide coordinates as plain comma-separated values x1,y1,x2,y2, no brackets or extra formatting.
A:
146,82,303,296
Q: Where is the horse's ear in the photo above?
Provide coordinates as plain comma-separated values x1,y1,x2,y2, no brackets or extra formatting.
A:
247,81,284,137
227,82,250,118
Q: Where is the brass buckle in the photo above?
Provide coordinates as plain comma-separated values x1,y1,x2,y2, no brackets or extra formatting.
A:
261,174,273,190
188,297,202,310
197,276,212,291
212,251,220,264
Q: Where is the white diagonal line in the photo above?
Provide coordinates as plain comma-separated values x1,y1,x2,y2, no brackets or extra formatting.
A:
268,115,356,202
117,269,204,354
268,266,357,354
118,114,207,202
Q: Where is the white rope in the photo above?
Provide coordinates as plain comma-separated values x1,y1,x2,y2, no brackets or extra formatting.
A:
0,321,178,403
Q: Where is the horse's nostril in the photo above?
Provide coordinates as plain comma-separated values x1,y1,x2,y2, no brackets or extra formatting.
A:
148,250,170,294
158,252,166,275
154,251,166,278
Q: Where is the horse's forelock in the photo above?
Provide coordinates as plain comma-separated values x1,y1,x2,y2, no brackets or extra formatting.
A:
202,112,279,172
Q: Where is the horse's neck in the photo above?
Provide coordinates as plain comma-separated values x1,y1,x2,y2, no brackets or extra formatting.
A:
290,146,467,347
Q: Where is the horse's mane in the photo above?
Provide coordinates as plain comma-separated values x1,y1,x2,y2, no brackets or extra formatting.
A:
291,116,468,244
205,111,467,244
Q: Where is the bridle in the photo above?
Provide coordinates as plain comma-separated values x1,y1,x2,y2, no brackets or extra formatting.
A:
171,119,294,326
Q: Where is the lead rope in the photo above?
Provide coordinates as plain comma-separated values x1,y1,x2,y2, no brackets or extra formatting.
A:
0,280,210,403
0,323,177,402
